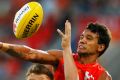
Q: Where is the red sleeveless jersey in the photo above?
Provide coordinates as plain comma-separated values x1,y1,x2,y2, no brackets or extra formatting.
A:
54,53,105,80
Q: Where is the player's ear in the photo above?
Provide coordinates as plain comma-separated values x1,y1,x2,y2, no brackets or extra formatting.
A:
98,44,105,52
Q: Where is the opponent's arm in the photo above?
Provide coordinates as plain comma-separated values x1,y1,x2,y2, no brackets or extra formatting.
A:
0,42,63,65
57,20,79,80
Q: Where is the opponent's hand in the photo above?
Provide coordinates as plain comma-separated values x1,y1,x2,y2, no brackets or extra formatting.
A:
57,20,71,49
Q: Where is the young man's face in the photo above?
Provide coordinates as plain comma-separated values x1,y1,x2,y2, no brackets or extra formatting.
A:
77,29,100,56
26,73,51,80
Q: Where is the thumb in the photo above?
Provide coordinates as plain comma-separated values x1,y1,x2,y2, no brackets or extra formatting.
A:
57,29,65,37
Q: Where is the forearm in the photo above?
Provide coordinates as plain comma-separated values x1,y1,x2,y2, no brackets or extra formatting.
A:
0,42,34,60
63,47,79,80
0,42,60,64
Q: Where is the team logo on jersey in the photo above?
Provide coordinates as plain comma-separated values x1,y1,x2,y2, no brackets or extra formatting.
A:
84,71,94,80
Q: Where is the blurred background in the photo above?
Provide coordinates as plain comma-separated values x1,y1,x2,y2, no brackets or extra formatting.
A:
0,0,120,80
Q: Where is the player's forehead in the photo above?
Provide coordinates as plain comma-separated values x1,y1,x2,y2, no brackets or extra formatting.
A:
81,29,99,38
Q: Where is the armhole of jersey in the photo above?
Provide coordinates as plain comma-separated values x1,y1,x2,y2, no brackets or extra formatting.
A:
98,71,112,80
105,71,112,80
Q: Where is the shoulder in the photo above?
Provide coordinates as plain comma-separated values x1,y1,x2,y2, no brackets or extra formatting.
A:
98,70,112,80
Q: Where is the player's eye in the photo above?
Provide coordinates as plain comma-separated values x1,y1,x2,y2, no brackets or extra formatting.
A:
86,36,93,40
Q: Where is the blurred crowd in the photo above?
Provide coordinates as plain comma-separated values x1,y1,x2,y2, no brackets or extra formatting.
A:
0,0,120,80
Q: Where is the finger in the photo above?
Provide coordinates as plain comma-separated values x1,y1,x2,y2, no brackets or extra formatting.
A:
65,20,71,36
57,29,64,37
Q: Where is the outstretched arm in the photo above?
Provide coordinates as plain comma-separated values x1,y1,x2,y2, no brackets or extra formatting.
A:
0,42,63,65
57,20,79,80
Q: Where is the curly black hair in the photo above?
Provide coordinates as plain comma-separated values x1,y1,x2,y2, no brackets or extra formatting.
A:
86,23,112,57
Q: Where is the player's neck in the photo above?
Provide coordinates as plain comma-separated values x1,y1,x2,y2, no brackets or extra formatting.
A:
78,54,98,64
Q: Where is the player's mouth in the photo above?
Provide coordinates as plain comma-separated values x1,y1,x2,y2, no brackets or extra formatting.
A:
78,45,86,50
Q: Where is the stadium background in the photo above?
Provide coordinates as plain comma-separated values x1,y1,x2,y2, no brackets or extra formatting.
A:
0,0,120,80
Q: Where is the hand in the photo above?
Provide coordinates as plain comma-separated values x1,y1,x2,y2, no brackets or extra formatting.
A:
57,20,71,49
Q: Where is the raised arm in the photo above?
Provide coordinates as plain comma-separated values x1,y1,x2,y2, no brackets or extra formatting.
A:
57,20,79,80
0,42,63,65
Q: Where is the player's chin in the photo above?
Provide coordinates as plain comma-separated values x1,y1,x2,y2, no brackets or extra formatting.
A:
77,49,87,54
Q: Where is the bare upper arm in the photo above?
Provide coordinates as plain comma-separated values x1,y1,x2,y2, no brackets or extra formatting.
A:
27,48,63,65
98,71,112,80
47,49,63,60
